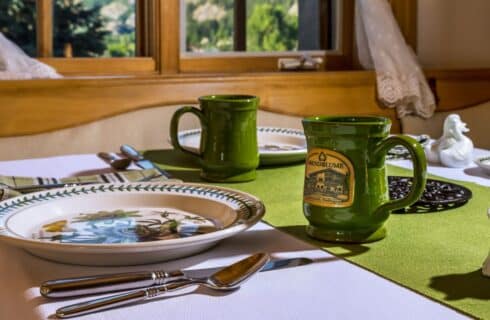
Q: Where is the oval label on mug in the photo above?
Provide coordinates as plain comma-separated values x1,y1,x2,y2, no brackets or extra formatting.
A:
303,148,355,208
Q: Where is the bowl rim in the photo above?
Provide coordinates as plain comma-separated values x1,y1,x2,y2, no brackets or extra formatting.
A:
0,182,265,250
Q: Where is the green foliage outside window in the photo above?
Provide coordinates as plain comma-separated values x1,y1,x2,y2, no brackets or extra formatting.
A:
185,0,298,53
0,0,37,57
185,0,234,52
77,0,136,57
53,0,110,57
247,1,298,51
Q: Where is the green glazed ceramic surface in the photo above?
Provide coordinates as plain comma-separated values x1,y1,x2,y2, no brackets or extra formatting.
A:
302,115,427,243
170,95,260,182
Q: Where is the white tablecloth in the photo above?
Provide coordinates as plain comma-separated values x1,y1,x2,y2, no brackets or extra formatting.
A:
1,154,483,320
389,148,490,187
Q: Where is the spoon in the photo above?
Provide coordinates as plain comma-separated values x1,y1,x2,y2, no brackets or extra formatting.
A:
55,253,270,318
97,152,131,170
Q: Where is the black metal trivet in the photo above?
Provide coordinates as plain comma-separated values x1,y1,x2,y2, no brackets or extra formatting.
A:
388,176,472,213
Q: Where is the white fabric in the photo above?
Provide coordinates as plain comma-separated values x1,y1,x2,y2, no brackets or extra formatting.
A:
0,154,473,320
355,0,435,118
0,32,61,80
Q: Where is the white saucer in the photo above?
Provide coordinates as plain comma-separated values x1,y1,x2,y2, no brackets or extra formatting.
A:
176,127,307,165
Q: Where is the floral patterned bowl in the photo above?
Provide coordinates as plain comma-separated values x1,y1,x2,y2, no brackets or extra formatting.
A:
0,182,264,266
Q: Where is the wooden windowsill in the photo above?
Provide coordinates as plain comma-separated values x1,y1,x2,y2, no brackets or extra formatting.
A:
38,57,157,76
1,68,488,88
0,70,376,88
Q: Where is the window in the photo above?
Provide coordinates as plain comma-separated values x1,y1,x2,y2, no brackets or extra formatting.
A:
1,0,352,75
52,0,136,58
180,0,354,72
0,0,157,75
184,0,338,53
0,0,416,76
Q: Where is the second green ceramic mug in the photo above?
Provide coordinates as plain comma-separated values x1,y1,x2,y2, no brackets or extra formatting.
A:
170,95,259,182
302,115,427,243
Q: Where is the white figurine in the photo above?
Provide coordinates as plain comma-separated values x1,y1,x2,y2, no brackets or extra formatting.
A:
423,114,474,168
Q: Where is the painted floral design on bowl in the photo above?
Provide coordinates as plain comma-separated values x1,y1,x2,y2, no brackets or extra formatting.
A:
33,209,220,244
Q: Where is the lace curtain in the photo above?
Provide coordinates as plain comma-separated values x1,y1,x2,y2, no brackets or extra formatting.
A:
356,0,435,118
0,32,61,80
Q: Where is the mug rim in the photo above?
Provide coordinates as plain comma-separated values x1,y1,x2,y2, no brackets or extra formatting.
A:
199,94,258,103
303,115,391,126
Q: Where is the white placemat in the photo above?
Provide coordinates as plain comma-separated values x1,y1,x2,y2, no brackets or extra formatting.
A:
0,154,469,320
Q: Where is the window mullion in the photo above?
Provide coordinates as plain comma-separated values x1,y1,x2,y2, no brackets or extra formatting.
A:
160,0,180,73
320,0,333,51
298,0,321,50
234,0,246,51
36,0,53,57
136,0,150,57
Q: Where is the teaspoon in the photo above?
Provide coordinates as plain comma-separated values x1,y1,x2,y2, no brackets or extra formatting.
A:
97,152,131,170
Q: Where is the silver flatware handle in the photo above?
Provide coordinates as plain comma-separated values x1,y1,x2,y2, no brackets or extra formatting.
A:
40,270,185,298
120,144,143,161
56,281,193,318
96,152,117,162
120,144,174,179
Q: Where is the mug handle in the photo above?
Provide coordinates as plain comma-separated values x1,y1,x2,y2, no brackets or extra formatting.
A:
372,135,427,215
170,106,206,158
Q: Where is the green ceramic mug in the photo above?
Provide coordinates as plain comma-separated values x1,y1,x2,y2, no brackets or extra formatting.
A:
302,115,427,243
170,95,260,182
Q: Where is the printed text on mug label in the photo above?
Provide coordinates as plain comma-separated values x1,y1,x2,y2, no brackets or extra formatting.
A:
303,148,355,208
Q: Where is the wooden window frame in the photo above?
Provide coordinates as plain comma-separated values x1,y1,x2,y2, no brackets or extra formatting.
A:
179,0,356,73
28,0,416,76
36,0,53,58
176,0,417,74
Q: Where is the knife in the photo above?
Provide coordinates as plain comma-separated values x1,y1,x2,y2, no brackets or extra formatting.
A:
40,257,312,298
120,144,172,179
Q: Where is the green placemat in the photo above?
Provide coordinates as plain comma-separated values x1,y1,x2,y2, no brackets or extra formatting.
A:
147,150,490,319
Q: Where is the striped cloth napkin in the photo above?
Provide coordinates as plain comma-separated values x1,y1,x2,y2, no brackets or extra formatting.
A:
0,169,170,201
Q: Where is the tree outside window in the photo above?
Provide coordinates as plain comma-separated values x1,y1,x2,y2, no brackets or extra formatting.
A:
184,0,299,53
